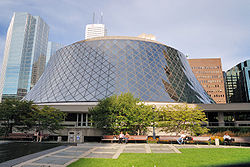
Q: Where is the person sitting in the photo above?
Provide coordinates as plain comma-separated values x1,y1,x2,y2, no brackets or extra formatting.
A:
184,136,193,142
124,132,130,144
118,132,124,144
177,132,186,145
223,133,232,144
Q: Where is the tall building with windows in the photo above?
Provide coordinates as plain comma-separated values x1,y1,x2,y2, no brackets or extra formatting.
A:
85,24,106,39
0,12,49,101
226,60,250,103
188,58,226,103
46,41,64,65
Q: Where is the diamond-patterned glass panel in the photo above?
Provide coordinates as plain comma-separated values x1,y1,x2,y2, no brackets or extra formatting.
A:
24,38,215,104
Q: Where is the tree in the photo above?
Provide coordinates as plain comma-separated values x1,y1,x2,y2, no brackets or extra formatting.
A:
14,100,36,132
126,103,156,135
158,103,208,136
32,105,66,133
0,99,66,135
89,92,155,135
0,99,34,135
0,99,20,136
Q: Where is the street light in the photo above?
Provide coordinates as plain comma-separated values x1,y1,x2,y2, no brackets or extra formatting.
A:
152,105,156,140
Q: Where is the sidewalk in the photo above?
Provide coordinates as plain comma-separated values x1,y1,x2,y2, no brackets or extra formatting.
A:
9,143,250,167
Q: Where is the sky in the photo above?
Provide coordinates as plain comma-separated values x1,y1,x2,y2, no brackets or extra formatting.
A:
0,0,250,71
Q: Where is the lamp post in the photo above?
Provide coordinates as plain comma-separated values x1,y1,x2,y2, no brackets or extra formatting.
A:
152,105,156,140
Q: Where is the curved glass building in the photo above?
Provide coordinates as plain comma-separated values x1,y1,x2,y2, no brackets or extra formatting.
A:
24,36,214,104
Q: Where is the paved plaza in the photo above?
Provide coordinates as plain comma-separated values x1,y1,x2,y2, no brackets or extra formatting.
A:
1,143,246,167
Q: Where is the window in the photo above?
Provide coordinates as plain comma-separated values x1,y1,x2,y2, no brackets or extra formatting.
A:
235,112,250,121
206,112,219,126
65,113,77,121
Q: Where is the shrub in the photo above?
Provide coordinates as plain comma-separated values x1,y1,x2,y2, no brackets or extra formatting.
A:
147,136,159,143
209,136,224,144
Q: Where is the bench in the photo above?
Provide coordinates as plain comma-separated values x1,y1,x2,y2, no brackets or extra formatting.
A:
1,133,50,141
159,136,250,145
101,135,148,143
159,136,180,144
193,136,250,145
159,136,207,144
128,135,147,143
5,133,33,140
101,135,119,143
185,136,250,145
233,137,250,143
229,137,250,146
192,136,210,143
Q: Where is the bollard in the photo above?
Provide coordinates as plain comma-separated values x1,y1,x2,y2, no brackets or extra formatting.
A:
57,136,62,142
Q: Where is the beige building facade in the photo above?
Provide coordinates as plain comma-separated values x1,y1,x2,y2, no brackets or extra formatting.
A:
35,102,250,142
188,58,226,103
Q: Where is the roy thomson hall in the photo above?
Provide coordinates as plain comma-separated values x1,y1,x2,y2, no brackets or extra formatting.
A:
23,36,250,141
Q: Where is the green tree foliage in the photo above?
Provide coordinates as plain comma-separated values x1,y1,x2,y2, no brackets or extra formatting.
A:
0,99,34,135
158,104,208,136
33,105,66,133
0,99,66,135
89,92,154,135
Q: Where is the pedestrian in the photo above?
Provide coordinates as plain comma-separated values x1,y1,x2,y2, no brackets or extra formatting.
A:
36,130,40,142
33,130,38,142
177,131,186,145
124,132,130,144
223,133,232,144
118,132,124,144
38,131,43,142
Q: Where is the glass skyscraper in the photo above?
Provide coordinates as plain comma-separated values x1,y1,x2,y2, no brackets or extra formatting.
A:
46,41,64,65
226,60,250,103
0,12,49,101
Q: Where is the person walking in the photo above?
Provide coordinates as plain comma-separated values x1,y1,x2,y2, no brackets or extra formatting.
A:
38,131,43,142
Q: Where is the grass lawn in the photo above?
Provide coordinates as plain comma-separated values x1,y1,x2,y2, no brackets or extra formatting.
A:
68,148,250,167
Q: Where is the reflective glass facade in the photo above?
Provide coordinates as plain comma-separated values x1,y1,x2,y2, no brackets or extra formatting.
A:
0,12,49,100
226,60,250,103
46,41,64,65
24,37,214,104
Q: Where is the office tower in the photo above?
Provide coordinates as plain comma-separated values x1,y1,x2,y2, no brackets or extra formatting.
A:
85,24,106,39
226,60,250,103
0,12,49,101
138,33,156,40
46,41,64,64
188,58,226,103
223,71,228,102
